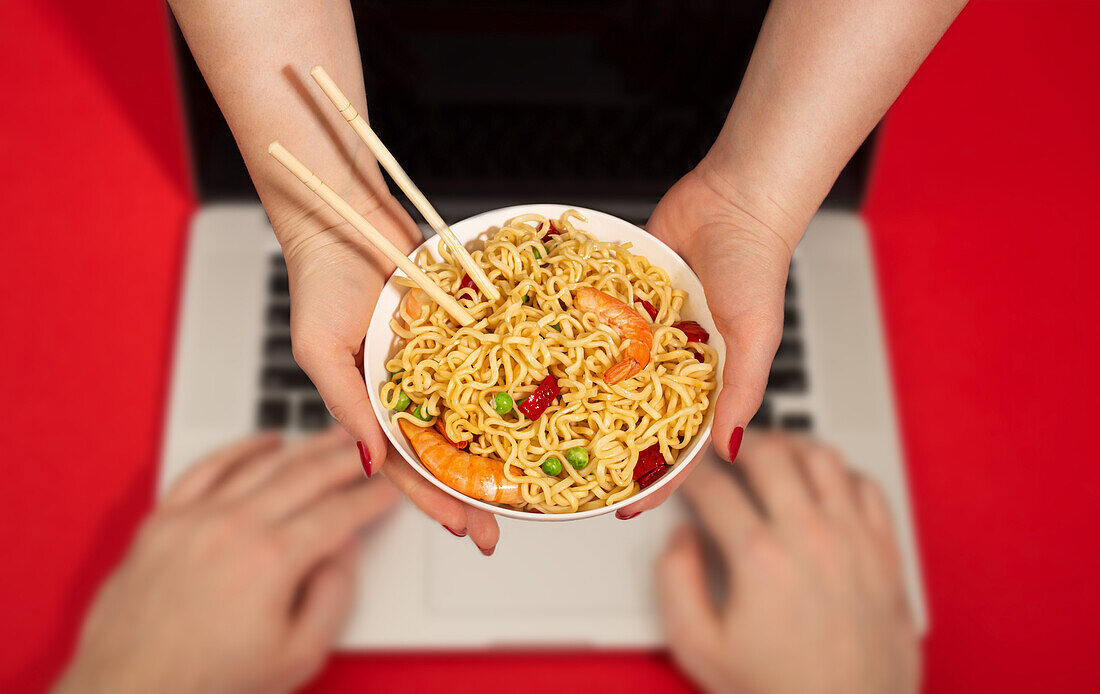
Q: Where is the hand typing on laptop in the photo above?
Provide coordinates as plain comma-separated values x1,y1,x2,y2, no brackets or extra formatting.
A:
656,431,919,694
53,428,398,694
53,430,916,694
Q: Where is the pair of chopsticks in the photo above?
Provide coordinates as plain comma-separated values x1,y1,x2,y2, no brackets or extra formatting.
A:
268,65,500,327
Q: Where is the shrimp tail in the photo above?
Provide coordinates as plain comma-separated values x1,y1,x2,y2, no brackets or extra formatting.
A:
603,358,642,385
575,287,654,384
400,287,430,328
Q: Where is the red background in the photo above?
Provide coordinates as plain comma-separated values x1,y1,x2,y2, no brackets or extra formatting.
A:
1,1,1097,692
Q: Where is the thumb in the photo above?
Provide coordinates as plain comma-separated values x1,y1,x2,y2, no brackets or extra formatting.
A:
287,542,358,683
656,525,725,689
293,337,388,478
710,308,779,462
687,227,789,464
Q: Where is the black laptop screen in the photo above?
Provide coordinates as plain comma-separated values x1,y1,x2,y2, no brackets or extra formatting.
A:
175,0,872,208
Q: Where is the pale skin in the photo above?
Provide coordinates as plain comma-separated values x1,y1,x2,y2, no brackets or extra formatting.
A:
658,432,919,694
52,428,399,694
53,430,916,693
167,0,967,539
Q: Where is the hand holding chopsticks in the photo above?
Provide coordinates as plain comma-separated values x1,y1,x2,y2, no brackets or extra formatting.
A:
309,65,501,303
267,142,475,327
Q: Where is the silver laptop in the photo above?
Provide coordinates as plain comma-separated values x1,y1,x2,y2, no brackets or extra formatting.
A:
160,1,926,648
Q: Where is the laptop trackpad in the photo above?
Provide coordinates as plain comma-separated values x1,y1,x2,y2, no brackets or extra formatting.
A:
344,496,685,648
427,509,678,621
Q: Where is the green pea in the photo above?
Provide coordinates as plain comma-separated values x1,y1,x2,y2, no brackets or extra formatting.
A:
565,446,589,470
388,369,404,379
393,389,411,412
412,404,432,421
541,457,563,476
522,295,530,304
493,392,514,415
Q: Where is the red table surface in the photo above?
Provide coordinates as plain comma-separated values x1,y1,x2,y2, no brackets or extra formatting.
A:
1,1,1097,692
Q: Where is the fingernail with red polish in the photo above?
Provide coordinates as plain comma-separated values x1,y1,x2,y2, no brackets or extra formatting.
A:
442,525,467,538
728,426,744,462
616,510,641,521
480,546,496,557
356,441,372,478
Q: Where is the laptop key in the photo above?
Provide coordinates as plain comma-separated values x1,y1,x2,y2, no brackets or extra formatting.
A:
263,335,294,360
750,398,773,428
779,412,813,431
261,366,314,390
257,398,289,429
298,398,331,431
774,337,804,362
767,367,808,393
269,272,290,296
783,307,801,330
266,304,291,327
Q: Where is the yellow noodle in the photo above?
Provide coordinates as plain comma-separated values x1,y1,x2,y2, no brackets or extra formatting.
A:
380,210,717,513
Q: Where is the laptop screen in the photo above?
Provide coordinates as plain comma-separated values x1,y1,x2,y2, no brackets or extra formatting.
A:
174,0,872,210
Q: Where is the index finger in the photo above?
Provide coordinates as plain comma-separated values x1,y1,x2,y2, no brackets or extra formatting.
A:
679,457,765,563
279,477,400,575
161,432,282,509
292,335,388,478
737,431,815,521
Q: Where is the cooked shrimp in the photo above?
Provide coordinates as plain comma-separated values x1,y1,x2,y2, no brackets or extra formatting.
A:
400,287,429,328
574,287,653,384
398,418,522,505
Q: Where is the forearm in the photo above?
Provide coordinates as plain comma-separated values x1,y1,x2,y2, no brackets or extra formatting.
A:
702,0,967,245
168,0,384,242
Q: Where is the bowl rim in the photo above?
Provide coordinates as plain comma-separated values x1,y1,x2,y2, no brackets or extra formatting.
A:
364,203,723,521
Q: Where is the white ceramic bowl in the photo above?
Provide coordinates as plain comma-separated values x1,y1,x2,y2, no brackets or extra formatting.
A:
365,204,724,521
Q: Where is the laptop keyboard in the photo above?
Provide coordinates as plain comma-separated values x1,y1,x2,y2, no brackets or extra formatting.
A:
256,254,334,432
256,252,812,433
751,259,813,430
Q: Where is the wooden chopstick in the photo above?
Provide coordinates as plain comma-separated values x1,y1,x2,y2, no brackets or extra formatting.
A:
309,65,502,303
268,141,475,327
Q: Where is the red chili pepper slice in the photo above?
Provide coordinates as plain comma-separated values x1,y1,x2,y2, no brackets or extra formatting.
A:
672,320,710,344
458,274,480,299
434,419,468,449
517,374,560,419
634,299,658,321
633,443,665,480
541,219,565,241
637,465,667,489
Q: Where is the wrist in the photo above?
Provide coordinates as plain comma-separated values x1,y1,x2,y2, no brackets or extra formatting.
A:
694,153,808,253
260,181,415,264
254,143,392,247
258,183,376,249
661,161,799,268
